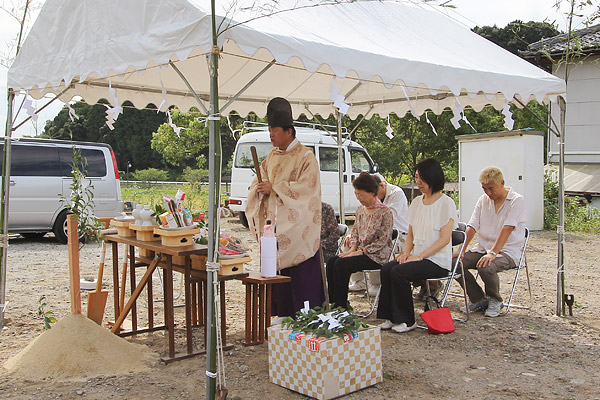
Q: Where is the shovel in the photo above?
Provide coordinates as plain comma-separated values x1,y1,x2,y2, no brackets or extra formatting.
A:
87,242,108,325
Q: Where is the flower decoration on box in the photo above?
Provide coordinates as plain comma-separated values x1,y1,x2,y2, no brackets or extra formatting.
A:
282,302,368,339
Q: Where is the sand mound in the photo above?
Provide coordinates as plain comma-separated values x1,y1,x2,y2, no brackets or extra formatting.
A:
3,314,156,380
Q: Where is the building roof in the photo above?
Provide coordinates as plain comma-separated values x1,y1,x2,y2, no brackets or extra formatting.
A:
521,24,600,59
564,164,600,196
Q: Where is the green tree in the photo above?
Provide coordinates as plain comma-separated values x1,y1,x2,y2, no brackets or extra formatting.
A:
43,101,167,171
150,108,240,172
151,108,209,168
473,20,560,56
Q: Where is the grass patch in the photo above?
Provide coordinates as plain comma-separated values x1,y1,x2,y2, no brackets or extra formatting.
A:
121,183,229,212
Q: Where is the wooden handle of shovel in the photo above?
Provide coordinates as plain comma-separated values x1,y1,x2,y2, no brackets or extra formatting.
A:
95,242,107,292
119,246,128,312
250,146,262,183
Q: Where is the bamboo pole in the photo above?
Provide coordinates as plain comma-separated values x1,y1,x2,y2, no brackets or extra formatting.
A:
337,111,345,224
0,0,31,329
206,0,221,397
0,90,15,329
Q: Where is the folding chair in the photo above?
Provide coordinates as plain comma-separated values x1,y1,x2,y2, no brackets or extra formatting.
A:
336,223,348,255
424,226,469,321
355,228,401,318
498,227,531,316
469,227,531,316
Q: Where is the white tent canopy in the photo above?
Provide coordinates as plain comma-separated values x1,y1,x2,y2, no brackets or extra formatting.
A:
8,0,565,120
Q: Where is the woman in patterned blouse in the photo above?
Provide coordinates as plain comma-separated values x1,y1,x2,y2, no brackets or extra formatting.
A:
326,172,393,309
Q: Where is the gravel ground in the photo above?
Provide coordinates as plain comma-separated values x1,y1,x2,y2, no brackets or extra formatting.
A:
0,217,599,399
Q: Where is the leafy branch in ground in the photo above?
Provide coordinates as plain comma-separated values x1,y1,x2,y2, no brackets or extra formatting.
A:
60,145,102,244
37,295,57,330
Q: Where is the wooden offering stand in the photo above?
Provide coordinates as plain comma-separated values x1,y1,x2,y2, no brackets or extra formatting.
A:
110,219,135,237
129,224,159,258
154,226,200,247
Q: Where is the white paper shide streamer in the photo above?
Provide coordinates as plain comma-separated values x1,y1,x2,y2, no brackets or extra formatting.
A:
425,112,438,136
104,79,123,130
67,103,79,122
23,93,38,122
385,115,394,139
260,220,277,278
329,77,349,115
502,104,515,130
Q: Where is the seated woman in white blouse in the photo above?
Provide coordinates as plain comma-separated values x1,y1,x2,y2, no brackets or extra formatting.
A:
377,158,457,333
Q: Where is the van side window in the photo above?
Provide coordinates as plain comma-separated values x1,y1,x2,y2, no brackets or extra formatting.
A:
350,149,373,173
234,143,273,168
11,144,62,176
319,147,345,172
58,148,107,177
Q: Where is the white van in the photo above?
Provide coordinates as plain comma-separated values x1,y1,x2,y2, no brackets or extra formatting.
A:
228,122,378,227
1,138,124,243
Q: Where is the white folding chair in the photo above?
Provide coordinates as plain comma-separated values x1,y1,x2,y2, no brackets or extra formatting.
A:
498,228,531,316
470,227,531,316
355,228,401,318
424,225,469,321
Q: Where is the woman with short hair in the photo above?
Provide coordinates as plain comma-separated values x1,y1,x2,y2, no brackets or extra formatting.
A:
326,172,393,309
377,158,457,333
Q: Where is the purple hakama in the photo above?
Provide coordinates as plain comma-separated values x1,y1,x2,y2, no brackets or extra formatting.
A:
271,250,325,318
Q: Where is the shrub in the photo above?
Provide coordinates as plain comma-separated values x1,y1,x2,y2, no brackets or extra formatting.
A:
132,168,170,187
544,172,600,233
182,167,209,190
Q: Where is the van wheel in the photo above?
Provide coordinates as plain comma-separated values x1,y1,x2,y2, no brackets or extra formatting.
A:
53,211,86,244
53,211,69,244
239,211,249,228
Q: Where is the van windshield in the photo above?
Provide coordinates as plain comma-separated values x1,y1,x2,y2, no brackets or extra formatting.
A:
235,143,273,168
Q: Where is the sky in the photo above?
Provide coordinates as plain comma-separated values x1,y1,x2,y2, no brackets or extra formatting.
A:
0,0,591,138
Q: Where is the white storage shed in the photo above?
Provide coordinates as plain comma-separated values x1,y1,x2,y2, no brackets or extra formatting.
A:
457,130,544,230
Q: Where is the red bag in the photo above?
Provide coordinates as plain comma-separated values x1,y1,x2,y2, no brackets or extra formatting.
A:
419,296,455,334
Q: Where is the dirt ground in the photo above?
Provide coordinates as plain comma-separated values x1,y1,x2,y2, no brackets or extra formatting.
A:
0,217,599,400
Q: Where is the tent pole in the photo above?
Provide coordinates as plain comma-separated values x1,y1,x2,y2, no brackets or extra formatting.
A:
0,89,15,329
206,1,221,398
556,95,566,316
220,59,276,112
512,97,560,138
11,87,71,132
336,111,345,224
348,105,373,140
169,61,210,115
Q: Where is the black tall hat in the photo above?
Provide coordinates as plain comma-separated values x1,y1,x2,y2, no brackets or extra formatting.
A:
267,97,293,128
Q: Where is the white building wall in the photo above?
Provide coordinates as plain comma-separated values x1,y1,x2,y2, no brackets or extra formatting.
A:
458,131,544,230
549,54,600,164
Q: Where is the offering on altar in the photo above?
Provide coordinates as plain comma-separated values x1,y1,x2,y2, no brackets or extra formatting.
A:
151,189,199,230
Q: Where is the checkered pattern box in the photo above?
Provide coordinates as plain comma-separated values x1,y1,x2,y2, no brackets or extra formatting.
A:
268,325,382,399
